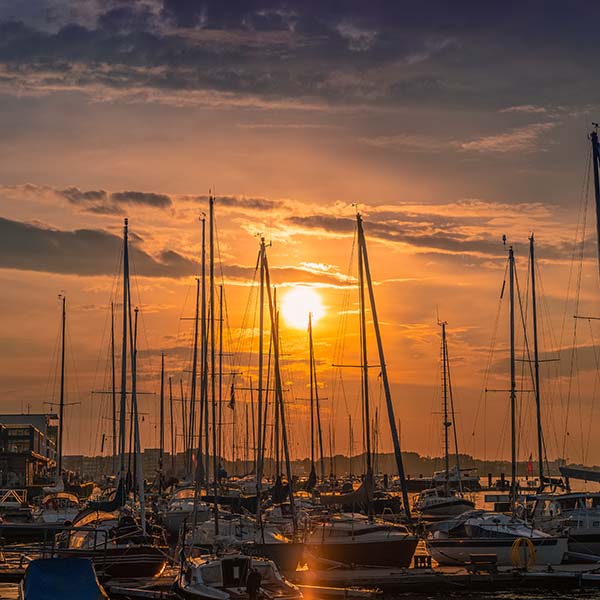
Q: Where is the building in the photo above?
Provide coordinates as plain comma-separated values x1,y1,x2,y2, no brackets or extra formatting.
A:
0,420,56,487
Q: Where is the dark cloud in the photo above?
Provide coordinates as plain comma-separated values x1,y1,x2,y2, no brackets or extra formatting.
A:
59,187,107,203
0,216,197,277
111,191,172,209
194,195,285,211
54,186,172,212
0,2,598,110
286,212,573,260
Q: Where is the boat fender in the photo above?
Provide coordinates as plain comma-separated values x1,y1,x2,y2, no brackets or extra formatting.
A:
511,537,535,568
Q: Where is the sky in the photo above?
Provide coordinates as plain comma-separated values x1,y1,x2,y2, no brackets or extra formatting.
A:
1,0,600,470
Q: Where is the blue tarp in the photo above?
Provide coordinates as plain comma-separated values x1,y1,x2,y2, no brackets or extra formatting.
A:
22,558,108,600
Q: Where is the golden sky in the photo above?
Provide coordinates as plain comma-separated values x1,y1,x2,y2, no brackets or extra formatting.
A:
1,1,600,467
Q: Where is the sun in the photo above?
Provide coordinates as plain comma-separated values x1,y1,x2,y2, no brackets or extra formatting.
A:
281,287,325,330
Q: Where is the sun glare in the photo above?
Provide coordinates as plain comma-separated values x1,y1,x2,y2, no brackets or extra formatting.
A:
281,287,325,330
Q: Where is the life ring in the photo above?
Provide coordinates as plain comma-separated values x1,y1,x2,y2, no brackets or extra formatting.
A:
511,537,535,568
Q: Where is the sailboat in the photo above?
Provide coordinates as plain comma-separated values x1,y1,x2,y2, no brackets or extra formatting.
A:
58,219,168,579
426,241,567,566
524,127,600,561
413,321,475,519
307,213,418,568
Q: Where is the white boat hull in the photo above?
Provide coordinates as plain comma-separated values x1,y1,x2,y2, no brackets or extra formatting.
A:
427,536,567,566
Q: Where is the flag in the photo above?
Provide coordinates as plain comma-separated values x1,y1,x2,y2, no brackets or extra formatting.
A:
527,453,533,476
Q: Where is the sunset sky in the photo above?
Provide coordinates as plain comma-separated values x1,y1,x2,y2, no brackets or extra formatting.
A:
1,1,600,470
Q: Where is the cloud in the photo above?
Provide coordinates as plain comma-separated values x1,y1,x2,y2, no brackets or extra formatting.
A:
0,216,198,277
459,122,557,153
361,122,558,154
111,190,172,208
0,3,598,112
499,105,548,114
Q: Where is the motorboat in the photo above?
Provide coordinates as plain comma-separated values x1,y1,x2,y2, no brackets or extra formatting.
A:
413,487,474,519
176,552,302,600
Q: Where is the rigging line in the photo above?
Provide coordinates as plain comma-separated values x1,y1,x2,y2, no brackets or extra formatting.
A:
584,319,600,465
563,163,591,460
471,257,509,466
535,252,562,463
514,254,537,467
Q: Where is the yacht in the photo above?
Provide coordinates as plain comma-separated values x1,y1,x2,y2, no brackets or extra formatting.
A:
413,486,474,519
176,552,302,600
426,509,567,566
306,512,418,568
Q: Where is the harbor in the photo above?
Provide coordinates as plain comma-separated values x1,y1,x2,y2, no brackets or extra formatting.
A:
3,2,600,599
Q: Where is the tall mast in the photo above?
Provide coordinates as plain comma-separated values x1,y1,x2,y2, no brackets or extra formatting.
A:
590,126,600,276
308,313,316,473
508,245,518,512
446,336,462,491
209,194,219,532
132,307,146,531
264,257,297,533
357,213,411,521
441,321,450,484
256,239,266,518
309,313,325,480
169,376,175,473
357,226,372,477
218,284,224,467
57,294,66,479
180,379,187,472
188,277,200,477
530,234,544,488
119,218,129,476
111,302,117,473
159,351,165,486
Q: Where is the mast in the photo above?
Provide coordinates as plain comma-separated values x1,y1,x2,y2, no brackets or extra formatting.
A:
119,218,129,476
188,277,200,477
111,302,117,473
132,307,146,532
591,126,600,276
508,245,518,512
309,313,316,474
57,294,66,479
264,257,297,533
169,376,175,473
309,313,326,480
218,284,224,468
159,352,165,487
530,234,544,488
357,226,373,479
209,194,219,532
446,336,462,492
441,321,450,484
357,213,411,520
256,239,266,518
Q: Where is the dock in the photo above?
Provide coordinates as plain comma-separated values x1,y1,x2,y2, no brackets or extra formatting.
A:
290,564,600,593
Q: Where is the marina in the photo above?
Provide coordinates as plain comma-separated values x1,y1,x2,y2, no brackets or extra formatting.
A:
2,3,600,599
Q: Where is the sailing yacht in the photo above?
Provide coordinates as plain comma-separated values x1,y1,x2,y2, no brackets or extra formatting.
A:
414,322,475,519
307,214,418,567
425,241,567,566
427,509,567,566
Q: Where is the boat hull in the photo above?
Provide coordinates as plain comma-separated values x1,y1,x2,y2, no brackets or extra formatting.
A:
427,536,567,566
417,499,475,519
306,537,418,568
58,545,167,579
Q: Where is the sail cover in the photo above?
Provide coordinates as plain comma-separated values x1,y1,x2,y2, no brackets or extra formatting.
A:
560,466,600,483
